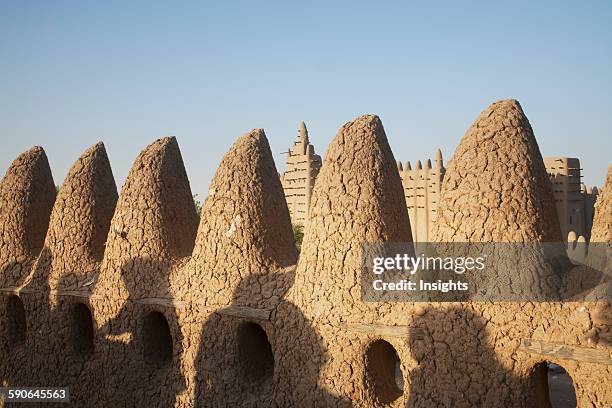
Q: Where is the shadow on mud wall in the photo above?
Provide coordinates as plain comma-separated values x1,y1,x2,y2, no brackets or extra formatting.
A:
407,306,525,408
31,272,99,401
195,272,352,407
2,248,106,402
0,262,21,386
0,248,54,391
75,257,186,407
194,271,293,407
272,299,354,407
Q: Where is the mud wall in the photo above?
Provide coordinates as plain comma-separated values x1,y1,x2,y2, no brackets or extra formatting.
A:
0,101,610,407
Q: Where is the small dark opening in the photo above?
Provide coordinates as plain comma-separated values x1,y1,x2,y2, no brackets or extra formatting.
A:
7,295,26,346
365,339,403,404
532,362,577,408
72,303,94,357
142,311,173,367
237,322,274,383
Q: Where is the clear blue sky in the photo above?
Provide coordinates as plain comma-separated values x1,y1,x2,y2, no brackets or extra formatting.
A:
1,1,611,197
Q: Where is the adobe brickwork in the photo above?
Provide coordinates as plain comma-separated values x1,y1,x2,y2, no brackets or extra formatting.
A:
0,101,610,407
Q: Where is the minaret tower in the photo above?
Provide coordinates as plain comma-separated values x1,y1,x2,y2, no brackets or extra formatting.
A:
280,121,322,225
298,121,309,154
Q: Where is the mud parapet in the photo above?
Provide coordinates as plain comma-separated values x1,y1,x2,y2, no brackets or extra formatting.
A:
0,104,610,407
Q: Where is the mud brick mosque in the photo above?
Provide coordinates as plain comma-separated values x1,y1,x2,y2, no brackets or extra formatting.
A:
282,122,600,244
0,99,611,407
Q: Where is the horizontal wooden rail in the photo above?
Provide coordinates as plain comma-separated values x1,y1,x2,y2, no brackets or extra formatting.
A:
519,339,612,365
342,322,425,339
1,287,273,321
218,305,272,321
135,297,188,308
55,290,92,299
0,287,38,294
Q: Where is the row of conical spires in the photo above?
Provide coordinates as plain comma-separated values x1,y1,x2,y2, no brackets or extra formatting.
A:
2,104,610,291
1,99,611,406
1,101,610,296
0,130,297,300
397,148,444,171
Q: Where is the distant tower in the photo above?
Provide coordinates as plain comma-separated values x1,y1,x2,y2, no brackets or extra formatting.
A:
280,122,322,225
543,157,599,241
398,148,445,242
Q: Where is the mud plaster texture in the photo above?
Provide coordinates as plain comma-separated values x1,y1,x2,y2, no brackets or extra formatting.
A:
432,100,566,300
0,101,610,407
0,146,56,288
